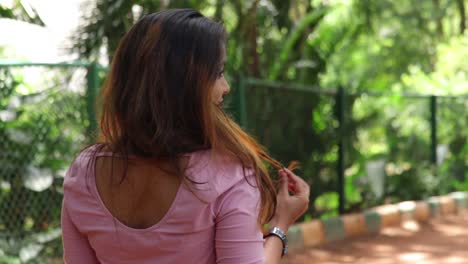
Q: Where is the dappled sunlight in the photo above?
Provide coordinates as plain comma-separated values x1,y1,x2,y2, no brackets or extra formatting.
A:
401,220,420,231
398,252,429,262
444,256,465,263
371,244,396,253
432,223,468,237
398,201,416,211
380,226,416,237
284,213,468,264
410,244,447,253
304,249,332,259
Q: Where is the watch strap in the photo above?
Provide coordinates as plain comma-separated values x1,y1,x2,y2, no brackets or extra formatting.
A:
263,226,288,256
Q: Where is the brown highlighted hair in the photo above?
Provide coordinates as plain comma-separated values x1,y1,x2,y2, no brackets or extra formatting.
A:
96,9,291,226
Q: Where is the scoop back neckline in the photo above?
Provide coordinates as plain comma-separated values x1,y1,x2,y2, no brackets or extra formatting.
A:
88,149,199,232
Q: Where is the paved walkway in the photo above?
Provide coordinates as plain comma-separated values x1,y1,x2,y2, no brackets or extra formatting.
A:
283,212,468,264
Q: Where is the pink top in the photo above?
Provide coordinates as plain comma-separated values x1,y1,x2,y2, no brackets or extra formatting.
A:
61,146,265,263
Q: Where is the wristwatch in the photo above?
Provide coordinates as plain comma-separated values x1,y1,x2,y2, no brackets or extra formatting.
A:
264,226,288,256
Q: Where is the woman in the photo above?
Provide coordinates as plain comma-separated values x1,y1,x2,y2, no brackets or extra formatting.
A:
61,9,310,264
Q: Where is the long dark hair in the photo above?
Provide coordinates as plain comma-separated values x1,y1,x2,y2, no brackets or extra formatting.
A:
94,9,289,226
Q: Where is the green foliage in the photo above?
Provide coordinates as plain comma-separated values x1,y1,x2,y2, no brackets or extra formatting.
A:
0,0,44,26
386,163,435,201
44,0,468,219
0,66,89,262
315,192,339,219
0,4,466,263
269,6,328,80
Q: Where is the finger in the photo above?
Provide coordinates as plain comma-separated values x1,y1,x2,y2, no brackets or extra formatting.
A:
284,169,297,183
277,170,289,196
284,169,309,194
284,168,305,185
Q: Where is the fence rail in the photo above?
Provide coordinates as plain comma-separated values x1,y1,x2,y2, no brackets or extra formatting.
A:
235,76,467,214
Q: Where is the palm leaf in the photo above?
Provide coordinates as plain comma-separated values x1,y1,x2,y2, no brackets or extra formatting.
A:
0,0,44,26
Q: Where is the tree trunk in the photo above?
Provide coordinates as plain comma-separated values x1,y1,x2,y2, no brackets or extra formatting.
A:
160,0,169,10
363,0,373,32
247,19,260,77
456,0,466,34
432,0,444,37
214,0,223,21
244,0,261,77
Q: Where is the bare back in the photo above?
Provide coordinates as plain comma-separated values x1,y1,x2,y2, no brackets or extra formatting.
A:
94,156,188,229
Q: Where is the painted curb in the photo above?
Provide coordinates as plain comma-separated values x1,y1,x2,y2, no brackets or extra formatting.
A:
287,224,304,250
290,192,467,252
413,201,430,221
427,197,441,217
322,217,345,242
451,192,467,212
363,210,380,233
342,213,366,237
373,204,400,228
440,195,456,215
300,220,324,248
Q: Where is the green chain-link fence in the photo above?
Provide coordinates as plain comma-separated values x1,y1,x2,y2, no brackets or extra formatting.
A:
0,62,106,263
235,78,467,218
0,63,466,262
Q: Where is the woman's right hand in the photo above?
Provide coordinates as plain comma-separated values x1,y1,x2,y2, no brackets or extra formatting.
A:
268,168,310,232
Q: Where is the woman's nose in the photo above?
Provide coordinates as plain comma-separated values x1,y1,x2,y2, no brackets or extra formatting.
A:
223,84,231,95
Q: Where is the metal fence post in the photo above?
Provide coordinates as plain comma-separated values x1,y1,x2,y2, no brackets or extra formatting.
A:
335,87,346,214
86,62,99,139
233,76,247,128
430,96,438,165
